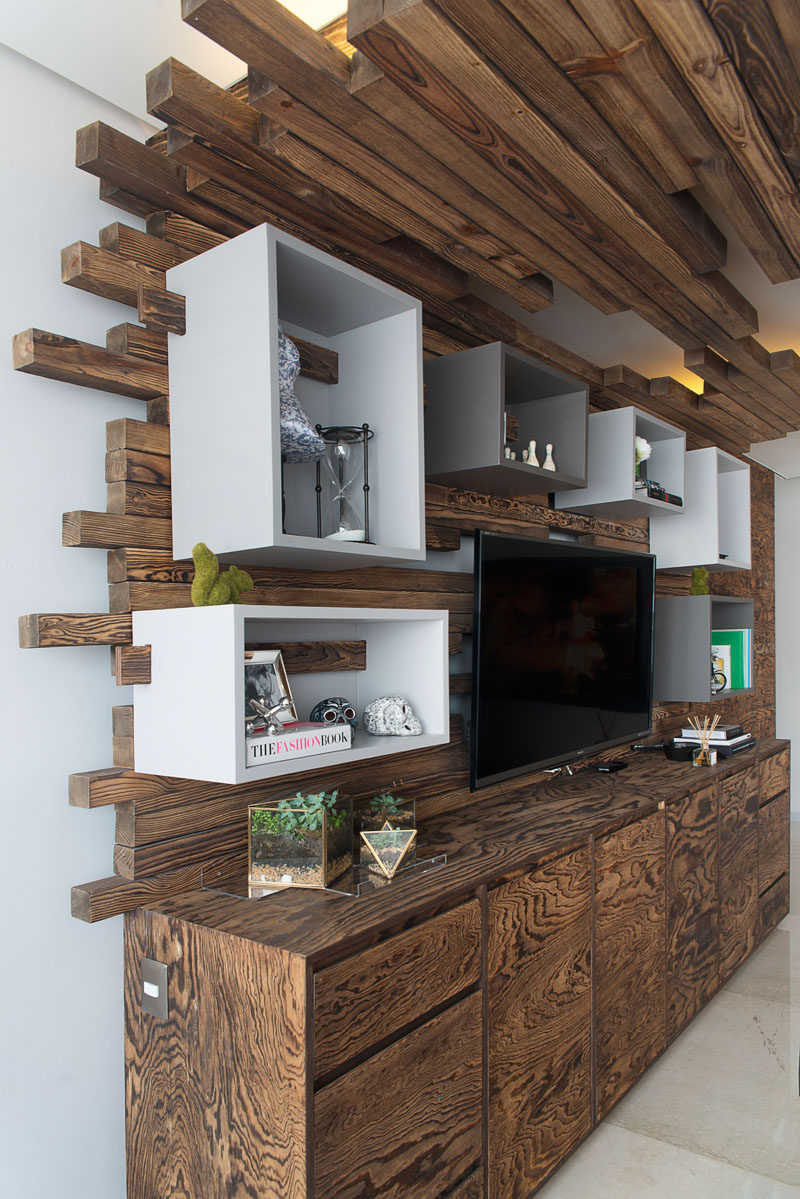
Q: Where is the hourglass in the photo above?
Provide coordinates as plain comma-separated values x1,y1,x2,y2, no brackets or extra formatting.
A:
315,424,374,542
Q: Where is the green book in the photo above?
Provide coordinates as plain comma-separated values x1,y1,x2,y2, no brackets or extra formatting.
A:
711,629,750,691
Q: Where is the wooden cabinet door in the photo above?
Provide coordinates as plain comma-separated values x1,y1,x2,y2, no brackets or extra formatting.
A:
487,846,592,1196
666,784,719,1042
595,810,666,1120
314,993,483,1198
719,764,759,982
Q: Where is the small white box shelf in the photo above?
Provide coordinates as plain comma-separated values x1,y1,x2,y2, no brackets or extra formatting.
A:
554,406,685,519
167,223,425,568
649,447,751,571
132,605,449,784
653,595,754,703
423,341,588,495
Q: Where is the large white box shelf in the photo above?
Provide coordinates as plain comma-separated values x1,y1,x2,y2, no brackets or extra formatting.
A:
649,447,751,571
132,605,449,785
167,223,425,569
423,341,588,495
653,595,754,703
554,406,685,519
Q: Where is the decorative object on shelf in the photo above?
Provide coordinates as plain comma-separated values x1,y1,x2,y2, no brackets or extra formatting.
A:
504,445,512,459
360,827,418,879
363,695,423,736
248,790,353,889
278,329,326,464
690,566,710,595
315,424,373,542
543,443,556,471
245,720,351,768
688,715,719,767
711,627,752,690
634,434,652,480
244,648,296,731
710,651,727,694
358,792,416,833
310,696,358,732
191,542,254,606
527,439,540,467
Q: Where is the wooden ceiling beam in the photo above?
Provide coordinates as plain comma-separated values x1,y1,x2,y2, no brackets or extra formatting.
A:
146,210,228,254
348,0,759,342
631,0,800,265
684,345,794,433
98,222,195,270
569,0,799,284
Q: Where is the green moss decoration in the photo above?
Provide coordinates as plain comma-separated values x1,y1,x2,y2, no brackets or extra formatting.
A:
191,542,254,605
689,566,710,596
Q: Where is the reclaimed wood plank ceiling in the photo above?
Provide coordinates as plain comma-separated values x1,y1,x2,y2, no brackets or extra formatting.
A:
75,0,800,453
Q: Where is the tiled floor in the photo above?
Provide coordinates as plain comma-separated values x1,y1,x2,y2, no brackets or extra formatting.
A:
536,824,800,1197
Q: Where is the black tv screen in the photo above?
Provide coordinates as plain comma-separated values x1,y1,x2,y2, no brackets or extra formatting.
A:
471,532,655,789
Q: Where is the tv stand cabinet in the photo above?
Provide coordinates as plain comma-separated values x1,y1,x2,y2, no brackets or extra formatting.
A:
124,741,790,1198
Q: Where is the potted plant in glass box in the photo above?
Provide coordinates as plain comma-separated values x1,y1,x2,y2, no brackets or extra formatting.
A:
356,792,416,872
248,790,353,890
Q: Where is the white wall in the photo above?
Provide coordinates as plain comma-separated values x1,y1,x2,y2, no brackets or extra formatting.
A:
0,43,156,1198
775,475,800,817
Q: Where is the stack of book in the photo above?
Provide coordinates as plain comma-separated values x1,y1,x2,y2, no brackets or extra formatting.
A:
711,628,752,691
245,721,352,768
671,722,755,757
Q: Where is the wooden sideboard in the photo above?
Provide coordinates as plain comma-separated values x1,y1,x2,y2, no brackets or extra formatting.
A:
124,741,790,1198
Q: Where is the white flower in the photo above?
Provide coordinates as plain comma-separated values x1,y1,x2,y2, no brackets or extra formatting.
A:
635,435,652,463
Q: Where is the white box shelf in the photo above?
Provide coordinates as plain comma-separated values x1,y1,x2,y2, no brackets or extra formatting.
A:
423,341,588,495
167,223,425,569
132,605,450,785
653,595,754,703
554,406,686,519
649,447,751,571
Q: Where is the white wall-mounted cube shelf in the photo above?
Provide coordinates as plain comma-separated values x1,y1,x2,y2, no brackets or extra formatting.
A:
649,447,751,571
653,595,754,702
132,605,450,784
167,223,425,569
423,341,588,496
554,406,686,519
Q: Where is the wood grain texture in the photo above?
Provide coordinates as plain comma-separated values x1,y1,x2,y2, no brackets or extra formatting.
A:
759,870,790,940
594,810,666,1120
666,783,719,1041
125,910,308,1197
246,640,367,673
61,240,165,308
107,480,172,518
99,221,194,270
137,282,187,335
760,745,790,802
105,321,169,365
719,763,760,981
106,417,170,455
106,448,171,486
115,643,152,685
758,790,790,894
487,847,592,1196
12,329,167,399
314,899,481,1078
69,767,128,809
63,511,172,550
18,612,132,648
314,992,483,1198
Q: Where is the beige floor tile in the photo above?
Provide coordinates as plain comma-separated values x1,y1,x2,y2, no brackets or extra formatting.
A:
534,1122,800,1198
606,991,800,1184
722,928,799,1010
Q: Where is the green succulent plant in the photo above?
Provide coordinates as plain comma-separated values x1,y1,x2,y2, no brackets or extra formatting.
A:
368,792,409,823
251,790,346,841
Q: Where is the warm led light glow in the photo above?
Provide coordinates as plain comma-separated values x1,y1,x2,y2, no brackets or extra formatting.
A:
279,1,346,29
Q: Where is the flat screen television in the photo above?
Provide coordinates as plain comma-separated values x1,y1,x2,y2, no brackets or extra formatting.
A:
470,531,655,789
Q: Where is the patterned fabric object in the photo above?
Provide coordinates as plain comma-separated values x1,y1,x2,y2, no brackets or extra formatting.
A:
278,329,326,463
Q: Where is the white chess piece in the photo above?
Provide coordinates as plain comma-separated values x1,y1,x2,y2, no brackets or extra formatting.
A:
522,449,529,462
543,443,556,471
504,445,511,459
510,450,516,460
527,439,539,467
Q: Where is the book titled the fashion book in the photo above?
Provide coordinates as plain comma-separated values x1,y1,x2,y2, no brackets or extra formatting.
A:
245,721,352,768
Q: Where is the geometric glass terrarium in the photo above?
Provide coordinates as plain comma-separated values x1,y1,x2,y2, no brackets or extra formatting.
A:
360,827,418,879
356,794,417,872
248,791,353,890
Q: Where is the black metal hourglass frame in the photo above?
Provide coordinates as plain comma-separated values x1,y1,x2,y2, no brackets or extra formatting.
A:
315,424,374,543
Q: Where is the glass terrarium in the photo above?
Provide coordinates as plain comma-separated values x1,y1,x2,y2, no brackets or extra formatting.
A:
356,795,416,872
248,792,353,890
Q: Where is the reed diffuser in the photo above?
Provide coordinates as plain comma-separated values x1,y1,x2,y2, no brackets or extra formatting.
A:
689,714,720,767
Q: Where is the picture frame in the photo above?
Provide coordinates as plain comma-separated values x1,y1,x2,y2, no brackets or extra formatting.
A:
244,648,297,729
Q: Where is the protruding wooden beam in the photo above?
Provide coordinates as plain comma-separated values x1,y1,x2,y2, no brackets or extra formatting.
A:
245,640,367,673
12,329,167,400
769,348,800,397
68,767,131,809
106,449,172,486
106,418,170,455
137,283,187,335
115,644,152,685
107,480,171,518
146,210,228,254
99,222,194,270
71,856,241,922
426,524,461,552
63,511,172,550
147,395,170,425
106,323,168,365
112,705,134,738
19,613,133,648
61,241,165,308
